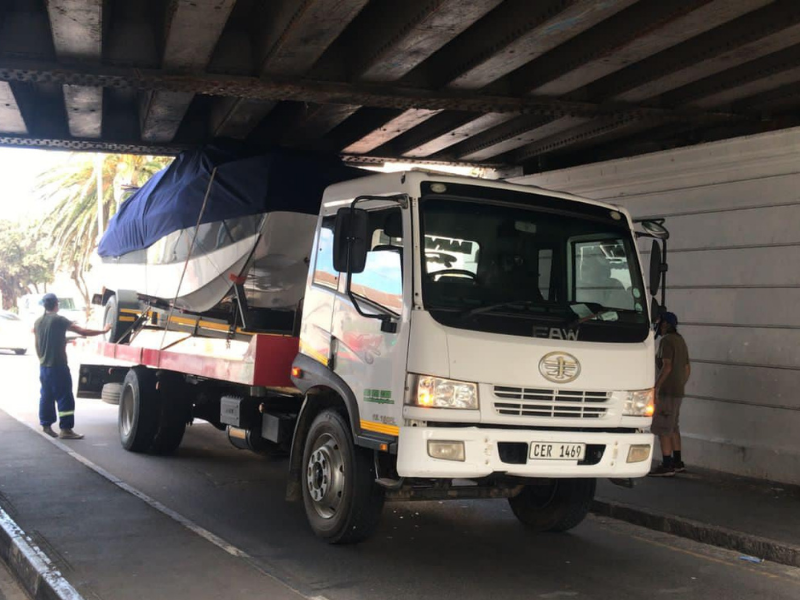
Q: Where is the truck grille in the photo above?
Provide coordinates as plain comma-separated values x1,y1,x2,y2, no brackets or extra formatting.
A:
492,386,609,419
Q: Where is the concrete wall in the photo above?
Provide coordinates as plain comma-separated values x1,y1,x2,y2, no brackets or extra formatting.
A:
512,127,800,485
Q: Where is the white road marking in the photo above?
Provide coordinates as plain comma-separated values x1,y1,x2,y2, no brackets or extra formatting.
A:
2,408,317,600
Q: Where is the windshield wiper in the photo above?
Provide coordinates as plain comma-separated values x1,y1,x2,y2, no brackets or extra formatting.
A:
424,304,464,312
568,308,639,328
462,300,558,319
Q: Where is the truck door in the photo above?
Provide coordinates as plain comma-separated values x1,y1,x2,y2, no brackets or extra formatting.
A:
298,216,339,368
332,205,410,437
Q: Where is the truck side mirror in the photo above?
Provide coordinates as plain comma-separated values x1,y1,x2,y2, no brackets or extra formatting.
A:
651,297,662,324
649,240,662,296
640,220,670,240
333,207,369,274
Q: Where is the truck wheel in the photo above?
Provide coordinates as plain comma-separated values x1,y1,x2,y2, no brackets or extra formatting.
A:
101,382,123,405
301,409,384,544
149,418,186,455
508,478,596,532
149,400,188,455
119,367,159,452
149,372,190,455
103,295,128,344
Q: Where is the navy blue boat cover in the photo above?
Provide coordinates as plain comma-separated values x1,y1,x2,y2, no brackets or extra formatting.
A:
99,141,363,257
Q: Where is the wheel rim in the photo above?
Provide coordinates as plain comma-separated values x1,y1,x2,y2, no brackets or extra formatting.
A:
306,432,346,519
120,386,135,438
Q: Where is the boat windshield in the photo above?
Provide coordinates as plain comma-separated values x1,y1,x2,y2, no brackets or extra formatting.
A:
145,214,263,265
419,183,649,343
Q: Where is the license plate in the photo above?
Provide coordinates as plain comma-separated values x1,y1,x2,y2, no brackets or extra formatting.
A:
529,442,586,461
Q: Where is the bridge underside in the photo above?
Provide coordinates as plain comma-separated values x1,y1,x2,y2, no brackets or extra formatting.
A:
1,0,799,175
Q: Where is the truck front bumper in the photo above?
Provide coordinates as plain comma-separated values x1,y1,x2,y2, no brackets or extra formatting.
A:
396,427,653,479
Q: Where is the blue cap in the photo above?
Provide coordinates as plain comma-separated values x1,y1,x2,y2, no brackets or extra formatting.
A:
661,312,678,328
41,293,59,310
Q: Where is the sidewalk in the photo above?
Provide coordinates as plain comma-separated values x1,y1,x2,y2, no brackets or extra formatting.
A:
0,409,306,600
0,559,27,600
594,467,800,567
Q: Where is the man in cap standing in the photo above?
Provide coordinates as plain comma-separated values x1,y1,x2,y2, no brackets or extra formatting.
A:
648,311,691,477
34,293,110,439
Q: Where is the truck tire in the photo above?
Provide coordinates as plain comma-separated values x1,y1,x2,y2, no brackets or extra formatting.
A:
301,409,385,544
149,418,186,455
103,295,127,344
149,399,188,456
508,478,596,532
119,367,159,452
101,382,123,405
149,372,191,455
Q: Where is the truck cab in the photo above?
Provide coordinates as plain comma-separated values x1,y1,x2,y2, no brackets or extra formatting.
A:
83,165,666,545
292,171,657,540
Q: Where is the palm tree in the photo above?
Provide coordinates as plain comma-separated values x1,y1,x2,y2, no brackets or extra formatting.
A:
34,153,173,313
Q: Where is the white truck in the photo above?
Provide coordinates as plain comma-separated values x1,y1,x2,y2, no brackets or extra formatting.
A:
79,171,669,544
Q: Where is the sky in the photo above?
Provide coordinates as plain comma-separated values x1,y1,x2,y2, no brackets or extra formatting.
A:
0,147,73,221
0,147,477,223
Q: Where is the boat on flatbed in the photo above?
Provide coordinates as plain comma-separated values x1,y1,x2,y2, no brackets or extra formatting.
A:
97,143,362,318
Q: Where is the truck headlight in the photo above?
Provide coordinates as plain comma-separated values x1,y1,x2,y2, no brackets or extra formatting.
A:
614,389,655,417
411,376,479,410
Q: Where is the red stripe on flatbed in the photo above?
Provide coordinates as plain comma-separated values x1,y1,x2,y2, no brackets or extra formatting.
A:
85,335,299,388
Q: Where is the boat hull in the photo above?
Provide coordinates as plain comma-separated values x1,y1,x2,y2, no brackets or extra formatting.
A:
99,212,317,314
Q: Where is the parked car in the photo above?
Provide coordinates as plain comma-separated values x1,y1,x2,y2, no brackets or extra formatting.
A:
0,311,30,355
18,293,86,326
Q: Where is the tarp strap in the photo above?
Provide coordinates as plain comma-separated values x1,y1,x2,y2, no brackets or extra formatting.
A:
159,167,217,350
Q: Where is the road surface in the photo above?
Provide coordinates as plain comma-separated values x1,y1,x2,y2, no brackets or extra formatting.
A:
1,346,799,600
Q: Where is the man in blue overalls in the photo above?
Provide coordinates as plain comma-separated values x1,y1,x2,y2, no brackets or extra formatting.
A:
34,293,110,439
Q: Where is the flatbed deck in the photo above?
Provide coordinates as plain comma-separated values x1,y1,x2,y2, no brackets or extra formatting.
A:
82,334,299,388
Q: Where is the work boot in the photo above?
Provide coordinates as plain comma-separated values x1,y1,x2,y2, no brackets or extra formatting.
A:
59,429,84,440
42,425,58,438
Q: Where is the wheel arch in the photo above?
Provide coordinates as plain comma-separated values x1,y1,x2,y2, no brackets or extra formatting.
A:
291,353,362,435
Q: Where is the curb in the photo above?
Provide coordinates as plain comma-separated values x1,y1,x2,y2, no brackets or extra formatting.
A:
592,498,800,568
0,508,84,600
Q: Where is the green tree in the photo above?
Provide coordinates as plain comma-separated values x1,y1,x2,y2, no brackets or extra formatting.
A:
0,220,55,310
34,153,172,311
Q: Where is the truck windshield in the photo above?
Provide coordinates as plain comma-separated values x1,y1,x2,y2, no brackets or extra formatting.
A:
419,184,649,343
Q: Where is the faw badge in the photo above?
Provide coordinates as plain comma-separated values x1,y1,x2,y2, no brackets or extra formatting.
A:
539,352,581,384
